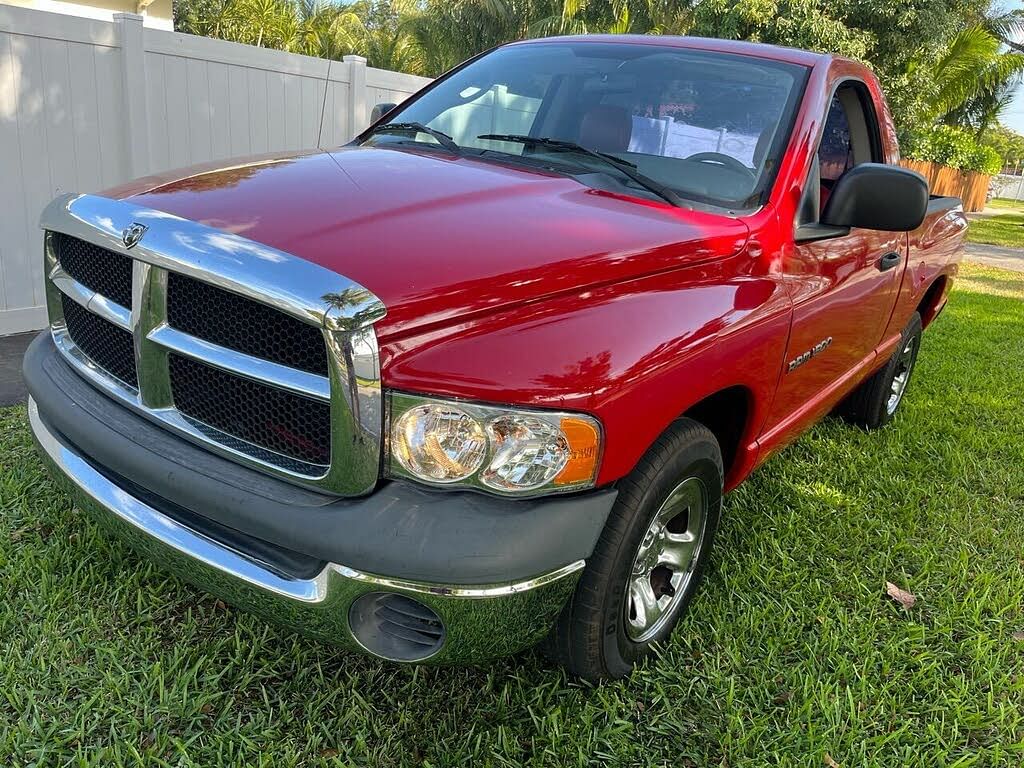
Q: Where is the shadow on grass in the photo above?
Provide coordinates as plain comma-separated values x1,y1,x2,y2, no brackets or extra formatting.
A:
957,272,1024,295
968,212,1024,248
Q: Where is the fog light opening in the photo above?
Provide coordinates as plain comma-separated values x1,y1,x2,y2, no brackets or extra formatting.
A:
348,592,446,662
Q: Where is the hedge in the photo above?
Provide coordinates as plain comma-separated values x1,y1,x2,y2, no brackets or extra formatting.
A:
901,125,1002,175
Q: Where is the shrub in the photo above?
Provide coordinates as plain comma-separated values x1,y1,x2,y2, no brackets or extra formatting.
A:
902,125,1002,175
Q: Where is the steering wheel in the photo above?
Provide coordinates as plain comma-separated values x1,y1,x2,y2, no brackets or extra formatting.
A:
685,152,755,179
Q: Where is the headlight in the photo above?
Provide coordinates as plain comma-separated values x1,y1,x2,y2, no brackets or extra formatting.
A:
388,393,602,496
392,404,487,482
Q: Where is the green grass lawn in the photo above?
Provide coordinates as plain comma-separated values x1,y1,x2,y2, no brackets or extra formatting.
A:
2,264,1024,766
985,198,1024,211
968,209,1024,248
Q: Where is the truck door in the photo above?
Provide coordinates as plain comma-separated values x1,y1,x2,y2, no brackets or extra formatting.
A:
764,83,906,439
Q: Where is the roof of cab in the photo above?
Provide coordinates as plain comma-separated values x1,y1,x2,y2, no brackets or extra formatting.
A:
510,34,828,67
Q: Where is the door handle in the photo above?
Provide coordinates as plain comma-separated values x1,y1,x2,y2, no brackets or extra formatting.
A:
878,252,902,271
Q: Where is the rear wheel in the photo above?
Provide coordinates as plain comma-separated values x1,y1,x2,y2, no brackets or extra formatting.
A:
544,418,723,681
840,312,923,429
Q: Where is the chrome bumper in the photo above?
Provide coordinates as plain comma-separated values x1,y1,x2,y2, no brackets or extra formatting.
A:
29,398,582,664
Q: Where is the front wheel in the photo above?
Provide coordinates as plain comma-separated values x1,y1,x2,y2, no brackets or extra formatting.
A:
544,418,723,681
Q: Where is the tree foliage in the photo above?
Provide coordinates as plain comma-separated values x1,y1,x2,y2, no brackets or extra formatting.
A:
981,123,1024,170
911,20,1024,133
902,125,1002,174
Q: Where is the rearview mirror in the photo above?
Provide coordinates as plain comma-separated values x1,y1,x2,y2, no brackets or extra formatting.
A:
821,163,929,232
370,102,398,123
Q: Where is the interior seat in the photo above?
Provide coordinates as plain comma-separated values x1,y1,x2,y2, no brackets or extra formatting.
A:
579,105,632,153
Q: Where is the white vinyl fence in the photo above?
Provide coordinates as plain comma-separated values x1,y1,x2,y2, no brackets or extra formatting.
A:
990,173,1024,202
0,5,432,335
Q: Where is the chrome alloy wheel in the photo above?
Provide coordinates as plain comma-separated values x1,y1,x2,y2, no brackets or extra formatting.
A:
886,336,918,415
625,476,708,642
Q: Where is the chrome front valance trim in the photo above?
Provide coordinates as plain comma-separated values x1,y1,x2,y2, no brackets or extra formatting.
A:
29,398,327,602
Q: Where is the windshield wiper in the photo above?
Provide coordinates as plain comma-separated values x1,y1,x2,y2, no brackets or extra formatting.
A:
477,134,685,207
368,122,461,153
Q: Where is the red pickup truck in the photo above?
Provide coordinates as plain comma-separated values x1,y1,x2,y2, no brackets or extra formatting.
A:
25,35,966,680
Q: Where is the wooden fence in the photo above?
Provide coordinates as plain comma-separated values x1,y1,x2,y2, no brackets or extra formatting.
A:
900,159,989,213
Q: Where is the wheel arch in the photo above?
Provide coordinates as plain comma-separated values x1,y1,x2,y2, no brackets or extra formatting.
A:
680,385,755,488
916,275,949,328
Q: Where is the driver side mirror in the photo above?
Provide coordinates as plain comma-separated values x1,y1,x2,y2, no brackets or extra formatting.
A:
821,163,929,232
371,102,398,124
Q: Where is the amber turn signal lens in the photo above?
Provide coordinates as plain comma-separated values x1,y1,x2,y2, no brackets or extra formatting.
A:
554,417,601,485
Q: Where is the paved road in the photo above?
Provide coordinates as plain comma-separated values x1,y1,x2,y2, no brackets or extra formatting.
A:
965,243,1024,273
0,331,35,406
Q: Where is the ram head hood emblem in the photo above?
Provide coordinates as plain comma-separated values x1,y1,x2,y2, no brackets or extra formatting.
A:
121,222,148,249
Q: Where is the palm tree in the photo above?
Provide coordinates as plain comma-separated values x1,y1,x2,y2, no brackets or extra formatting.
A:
637,0,694,35
407,0,523,76
353,0,425,73
230,0,295,48
915,20,1024,136
527,0,632,37
290,0,333,56
175,0,241,39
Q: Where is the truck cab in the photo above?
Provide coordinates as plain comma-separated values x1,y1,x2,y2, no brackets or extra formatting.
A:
25,36,966,680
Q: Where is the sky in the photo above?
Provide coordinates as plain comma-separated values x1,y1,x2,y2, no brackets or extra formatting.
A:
1000,0,1024,133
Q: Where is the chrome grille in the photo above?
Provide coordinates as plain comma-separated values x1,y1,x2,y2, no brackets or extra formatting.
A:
166,271,329,376
41,193,387,496
61,294,138,388
169,354,332,467
51,232,134,309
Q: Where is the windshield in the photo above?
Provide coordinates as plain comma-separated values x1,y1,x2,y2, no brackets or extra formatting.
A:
364,41,808,210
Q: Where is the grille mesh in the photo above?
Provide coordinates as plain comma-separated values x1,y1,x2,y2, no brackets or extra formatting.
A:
166,272,329,376
61,295,138,388
52,232,133,309
168,354,330,467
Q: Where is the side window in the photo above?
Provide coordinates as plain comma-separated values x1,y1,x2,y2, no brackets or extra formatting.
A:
819,96,853,183
800,83,882,224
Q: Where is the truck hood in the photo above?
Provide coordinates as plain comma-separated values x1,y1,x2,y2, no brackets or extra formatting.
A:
115,147,750,339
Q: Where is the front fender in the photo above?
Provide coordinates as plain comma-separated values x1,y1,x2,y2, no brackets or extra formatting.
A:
381,252,791,487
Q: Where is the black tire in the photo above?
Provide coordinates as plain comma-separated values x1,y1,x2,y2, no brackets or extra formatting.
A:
840,312,923,429
544,418,723,681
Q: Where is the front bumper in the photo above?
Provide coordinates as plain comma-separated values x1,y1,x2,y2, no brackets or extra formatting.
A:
29,398,583,663
25,333,619,663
